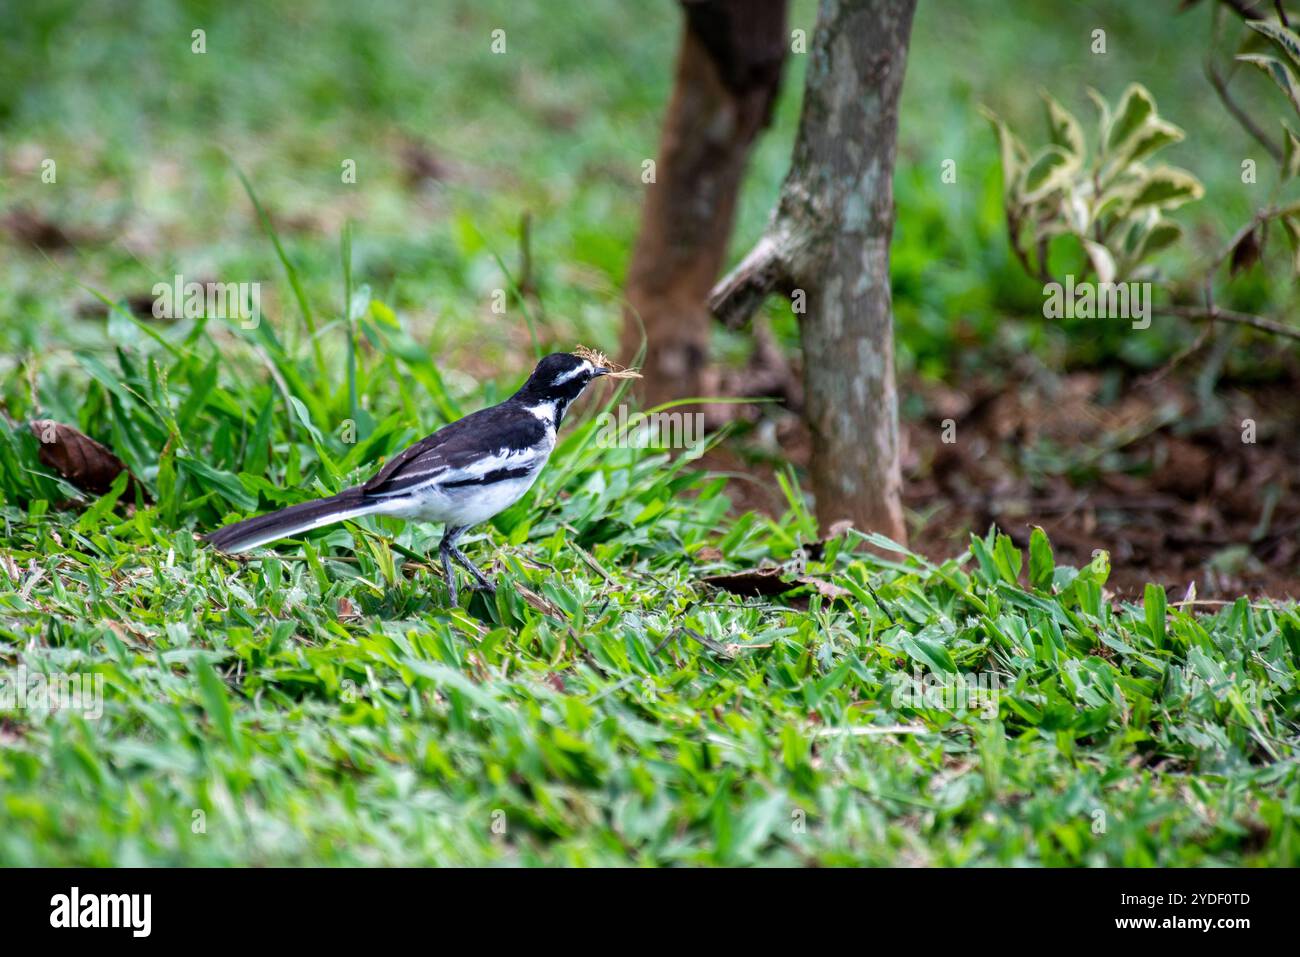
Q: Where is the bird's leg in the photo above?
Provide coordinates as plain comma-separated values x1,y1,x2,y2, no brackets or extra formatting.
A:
451,543,496,595
438,526,463,608
444,526,496,595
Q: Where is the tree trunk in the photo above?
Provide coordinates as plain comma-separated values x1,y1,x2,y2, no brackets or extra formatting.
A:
709,0,916,543
620,0,789,408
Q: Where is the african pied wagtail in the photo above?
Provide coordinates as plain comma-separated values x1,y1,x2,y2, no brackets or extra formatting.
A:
205,351,621,606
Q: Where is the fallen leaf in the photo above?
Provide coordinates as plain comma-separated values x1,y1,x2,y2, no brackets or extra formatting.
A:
701,565,791,597
29,419,149,501
701,566,852,602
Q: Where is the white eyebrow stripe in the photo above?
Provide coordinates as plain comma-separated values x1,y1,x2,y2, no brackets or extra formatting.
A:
551,361,592,386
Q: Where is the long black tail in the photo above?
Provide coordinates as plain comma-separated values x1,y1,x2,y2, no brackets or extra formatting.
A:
204,488,373,553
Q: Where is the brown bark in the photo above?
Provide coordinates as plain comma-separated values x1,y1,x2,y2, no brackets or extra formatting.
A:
620,0,788,408
709,0,917,543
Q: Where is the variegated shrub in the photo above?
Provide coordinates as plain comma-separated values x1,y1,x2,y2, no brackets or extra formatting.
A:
982,84,1203,285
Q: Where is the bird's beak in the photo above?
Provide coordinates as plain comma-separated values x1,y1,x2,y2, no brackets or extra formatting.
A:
593,367,611,377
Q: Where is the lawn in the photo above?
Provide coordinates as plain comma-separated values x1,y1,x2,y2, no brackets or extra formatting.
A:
0,0,1297,865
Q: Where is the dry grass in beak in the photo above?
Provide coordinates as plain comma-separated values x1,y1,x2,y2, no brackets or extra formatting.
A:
574,345,642,379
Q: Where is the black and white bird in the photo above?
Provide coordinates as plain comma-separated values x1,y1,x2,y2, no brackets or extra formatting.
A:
205,351,622,606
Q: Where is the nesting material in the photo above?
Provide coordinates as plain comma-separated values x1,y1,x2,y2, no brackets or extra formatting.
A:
574,345,642,379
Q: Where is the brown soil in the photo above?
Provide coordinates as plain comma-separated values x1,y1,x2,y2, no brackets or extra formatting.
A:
705,364,1300,601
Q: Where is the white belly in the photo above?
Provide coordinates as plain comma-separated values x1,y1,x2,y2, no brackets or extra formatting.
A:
376,469,542,527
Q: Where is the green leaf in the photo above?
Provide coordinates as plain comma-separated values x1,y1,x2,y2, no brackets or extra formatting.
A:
992,533,1023,585
1106,83,1156,154
1029,527,1055,592
1082,549,1110,586
1284,122,1300,181
1082,238,1117,283
1236,54,1300,114
179,456,258,511
1144,583,1167,649
1279,214,1300,276
969,532,1000,585
901,632,957,674
244,395,276,476
1127,165,1204,211
196,657,243,755
1086,87,1112,151
288,396,326,447
1137,218,1183,259
1042,91,1085,158
1063,185,1092,234
1112,117,1185,167
75,469,130,533
1246,20,1300,72
980,106,1030,202
1020,145,1078,203
732,793,786,862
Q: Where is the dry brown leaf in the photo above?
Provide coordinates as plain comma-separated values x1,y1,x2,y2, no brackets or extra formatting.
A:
29,419,149,501
701,566,851,602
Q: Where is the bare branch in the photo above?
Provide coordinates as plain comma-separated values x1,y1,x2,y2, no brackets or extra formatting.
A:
1215,0,1270,19
1206,58,1283,162
707,232,793,328
1159,303,1300,341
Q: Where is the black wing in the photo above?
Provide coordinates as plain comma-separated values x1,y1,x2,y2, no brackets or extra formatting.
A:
360,401,549,499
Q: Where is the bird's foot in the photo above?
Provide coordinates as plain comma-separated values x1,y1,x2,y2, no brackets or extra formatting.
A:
450,544,496,596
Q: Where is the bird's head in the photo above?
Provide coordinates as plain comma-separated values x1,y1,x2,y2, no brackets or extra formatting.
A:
513,350,640,424
515,352,608,404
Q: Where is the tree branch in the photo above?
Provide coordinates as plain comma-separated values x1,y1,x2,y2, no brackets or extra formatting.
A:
1204,1,1284,161
1158,303,1300,341
1215,0,1270,19
1206,57,1283,162
707,232,793,328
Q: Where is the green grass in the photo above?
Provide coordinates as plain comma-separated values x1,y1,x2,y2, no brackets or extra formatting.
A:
1,0,1298,865
1,275,1298,865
